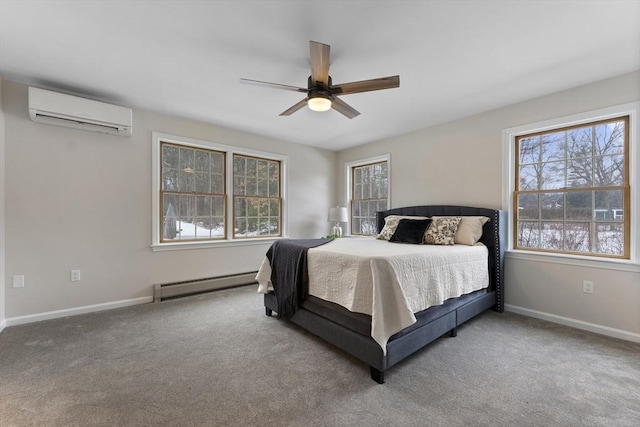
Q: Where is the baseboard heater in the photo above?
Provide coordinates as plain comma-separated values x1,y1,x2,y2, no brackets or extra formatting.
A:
154,271,258,302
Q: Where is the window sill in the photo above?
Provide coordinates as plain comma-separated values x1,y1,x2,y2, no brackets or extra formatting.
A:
506,250,640,273
151,237,281,252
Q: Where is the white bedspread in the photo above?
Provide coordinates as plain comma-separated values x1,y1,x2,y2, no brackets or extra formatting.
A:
256,237,489,353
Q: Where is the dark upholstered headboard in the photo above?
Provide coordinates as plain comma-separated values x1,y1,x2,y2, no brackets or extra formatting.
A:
376,205,506,312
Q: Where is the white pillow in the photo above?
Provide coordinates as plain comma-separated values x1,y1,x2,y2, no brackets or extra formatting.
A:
377,215,429,240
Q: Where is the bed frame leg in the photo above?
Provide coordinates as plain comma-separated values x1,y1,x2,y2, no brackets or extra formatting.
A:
370,367,385,384
450,327,457,337
265,307,273,317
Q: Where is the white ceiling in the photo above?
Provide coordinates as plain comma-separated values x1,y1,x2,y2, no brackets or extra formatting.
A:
1,1,639,151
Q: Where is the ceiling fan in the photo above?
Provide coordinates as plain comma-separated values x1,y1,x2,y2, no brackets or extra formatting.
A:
240,41,400,119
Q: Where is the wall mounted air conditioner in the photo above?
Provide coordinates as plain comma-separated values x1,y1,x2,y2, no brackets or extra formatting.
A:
28,87,132,137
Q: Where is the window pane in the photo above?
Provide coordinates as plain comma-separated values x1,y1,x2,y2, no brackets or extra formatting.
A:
234,176,245,195
195,172,210,193
211,217,224,237
567,157,592,188
518,193,539,219
211,174,224,194
162,169,179,191
567,126,592,158
352,218,361,235
541,132,564,162
595,121,624,156
195,219,211,239
519,136,540,164
540,193,563,219
541,222,563,250
519,164,539,190
162,144,179,169
595,190,623,221
235,218,247,236
565,222,590,252
246,158,257,177
565,191,591,220
257,160,268,179
179,147,194,172
596,155,624,186
195,150,209,172
234,156,245,175
212,196,224,217
595,223,623,255
258,179,268,197
162,193,179,240
269,200,280,217
179,170,194,192
517,221,540,248
541,161,565,189
196,196,210,217
269,218,280,235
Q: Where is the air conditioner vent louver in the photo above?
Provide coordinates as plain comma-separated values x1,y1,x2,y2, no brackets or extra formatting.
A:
28,87,132,137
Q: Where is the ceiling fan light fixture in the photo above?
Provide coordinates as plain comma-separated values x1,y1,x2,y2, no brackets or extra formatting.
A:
307,96,332,112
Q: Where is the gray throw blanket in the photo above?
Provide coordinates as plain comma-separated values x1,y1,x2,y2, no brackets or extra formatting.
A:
266,238,334,319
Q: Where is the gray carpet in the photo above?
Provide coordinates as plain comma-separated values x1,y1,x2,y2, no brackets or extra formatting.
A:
1,285,638,427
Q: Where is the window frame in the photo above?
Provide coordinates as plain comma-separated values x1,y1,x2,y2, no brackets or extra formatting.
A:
151,132,288,251
345,154,391,236
502,102,640,270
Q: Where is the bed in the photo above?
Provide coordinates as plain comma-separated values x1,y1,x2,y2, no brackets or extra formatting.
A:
257,205,506,383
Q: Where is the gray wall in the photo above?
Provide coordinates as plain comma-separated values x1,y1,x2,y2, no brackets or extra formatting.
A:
3,80,336,319
337,71,640,338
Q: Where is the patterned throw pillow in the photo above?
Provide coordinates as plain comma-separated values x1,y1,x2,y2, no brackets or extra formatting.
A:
432,216,490,245
424,216,463,245
377,215,429,240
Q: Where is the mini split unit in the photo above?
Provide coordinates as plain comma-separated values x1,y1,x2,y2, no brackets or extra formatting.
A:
28,87,133,137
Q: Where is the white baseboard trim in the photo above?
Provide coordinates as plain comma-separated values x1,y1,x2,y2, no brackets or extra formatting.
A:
504,304,640,343
4,296,153,328
0,319,6,333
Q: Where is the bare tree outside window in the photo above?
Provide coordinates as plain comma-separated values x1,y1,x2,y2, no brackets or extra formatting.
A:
515,117,630,258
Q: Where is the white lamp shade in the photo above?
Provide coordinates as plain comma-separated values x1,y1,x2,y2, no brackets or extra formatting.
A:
328,207,348,222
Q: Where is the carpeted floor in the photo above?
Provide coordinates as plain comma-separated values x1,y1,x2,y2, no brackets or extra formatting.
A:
1,285,638,426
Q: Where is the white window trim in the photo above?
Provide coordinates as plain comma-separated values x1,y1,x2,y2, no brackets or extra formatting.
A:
502,102,640,271
344,154,391,236
151,132,288,251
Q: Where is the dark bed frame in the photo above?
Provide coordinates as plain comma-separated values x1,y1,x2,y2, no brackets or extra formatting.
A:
263,205,506,383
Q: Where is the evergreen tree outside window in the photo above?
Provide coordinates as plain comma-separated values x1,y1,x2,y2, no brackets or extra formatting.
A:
160,142,226,241
233,154,281,238
153,133,286,248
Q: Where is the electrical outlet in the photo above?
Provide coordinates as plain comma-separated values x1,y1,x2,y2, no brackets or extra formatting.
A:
12,275,25,288
582,280,594,294
71,270,81,282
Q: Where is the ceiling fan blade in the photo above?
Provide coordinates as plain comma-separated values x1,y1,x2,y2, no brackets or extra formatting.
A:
279,98,308,116
310,41,330,87
331,97,360,119
240,78,307,93
332,75,400,95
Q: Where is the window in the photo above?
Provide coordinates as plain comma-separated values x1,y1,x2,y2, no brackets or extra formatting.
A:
233,154,281,238
348,157,389,235
152,133,286,250
160,143,226,241
514,116,630,258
